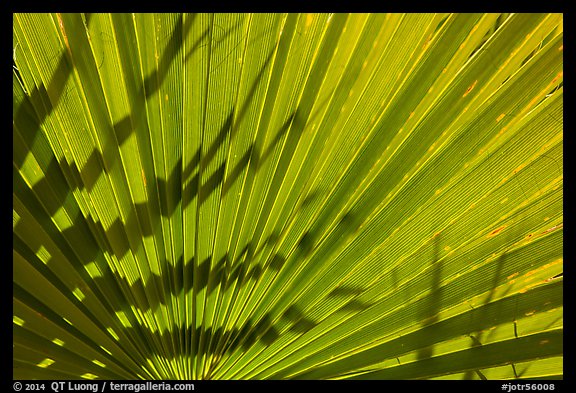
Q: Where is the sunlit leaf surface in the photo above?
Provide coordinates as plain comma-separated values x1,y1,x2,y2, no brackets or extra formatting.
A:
13,13,563,380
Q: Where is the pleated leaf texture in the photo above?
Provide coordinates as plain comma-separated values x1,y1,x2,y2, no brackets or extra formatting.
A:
13,13,563,380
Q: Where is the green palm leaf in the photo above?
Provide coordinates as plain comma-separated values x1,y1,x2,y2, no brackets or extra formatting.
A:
13,13,563,380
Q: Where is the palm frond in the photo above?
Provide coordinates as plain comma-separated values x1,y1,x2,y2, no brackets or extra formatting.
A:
13,13,563,380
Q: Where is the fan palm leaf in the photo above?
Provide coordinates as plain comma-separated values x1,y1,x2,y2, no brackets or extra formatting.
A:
13,13,563,380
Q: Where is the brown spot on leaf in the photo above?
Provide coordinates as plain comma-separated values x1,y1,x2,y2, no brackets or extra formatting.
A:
463,80,478,97
56,13,70,50
488,225,506,237
551,71,563,84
